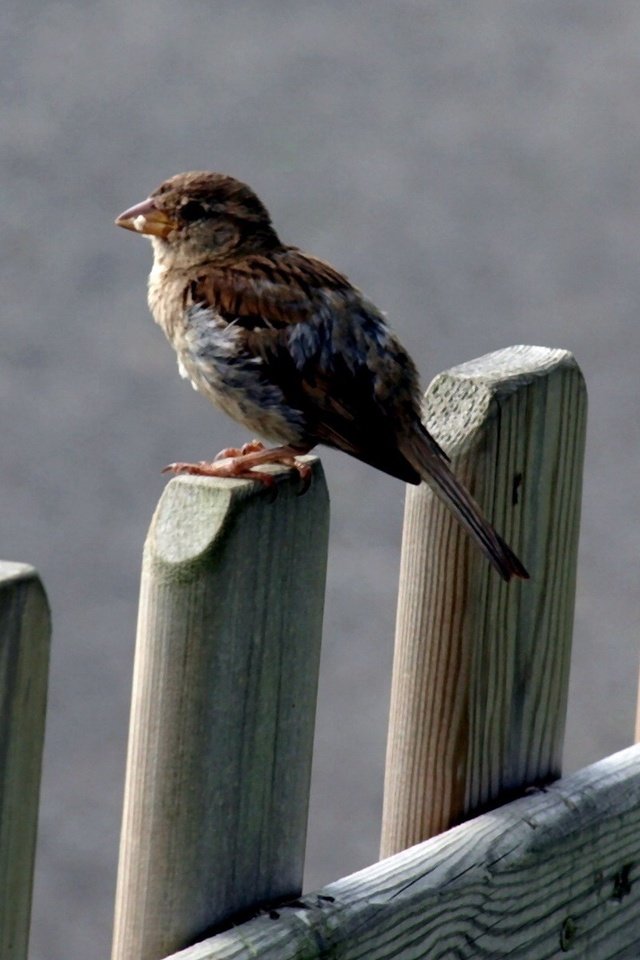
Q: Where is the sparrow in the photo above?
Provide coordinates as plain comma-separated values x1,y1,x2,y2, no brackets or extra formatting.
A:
116,171,528,581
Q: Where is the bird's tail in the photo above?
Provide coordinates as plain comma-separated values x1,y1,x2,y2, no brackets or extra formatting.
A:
400,426,529,582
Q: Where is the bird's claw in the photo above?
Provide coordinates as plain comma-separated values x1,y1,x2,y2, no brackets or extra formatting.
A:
294,460,312,495
214,439,265,460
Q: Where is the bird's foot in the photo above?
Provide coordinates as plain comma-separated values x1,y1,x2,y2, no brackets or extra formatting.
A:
213,439,265,460
163,443,312,492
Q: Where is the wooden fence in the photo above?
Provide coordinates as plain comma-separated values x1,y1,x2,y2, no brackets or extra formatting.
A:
2,344,640,960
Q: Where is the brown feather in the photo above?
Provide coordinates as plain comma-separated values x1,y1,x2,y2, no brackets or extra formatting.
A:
186,250,445,484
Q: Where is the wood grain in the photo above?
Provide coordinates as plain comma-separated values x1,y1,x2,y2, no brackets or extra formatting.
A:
111,461,329,960
0,561,50,960
161,744,640,960
381,345,587,855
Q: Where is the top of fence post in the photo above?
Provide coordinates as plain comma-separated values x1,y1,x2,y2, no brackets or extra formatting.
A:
111,460,329,960
381,344,587,856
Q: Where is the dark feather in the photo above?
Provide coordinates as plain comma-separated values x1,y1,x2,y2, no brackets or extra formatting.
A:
186,248,425,482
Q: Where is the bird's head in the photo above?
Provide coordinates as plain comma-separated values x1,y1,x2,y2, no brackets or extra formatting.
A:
115,171,280,267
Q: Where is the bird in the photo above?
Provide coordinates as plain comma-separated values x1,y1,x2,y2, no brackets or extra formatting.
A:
116,171,528,581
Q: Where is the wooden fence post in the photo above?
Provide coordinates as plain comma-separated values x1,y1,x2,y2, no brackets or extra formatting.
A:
111,461,329,960
380,345,586,857
0,561,50,960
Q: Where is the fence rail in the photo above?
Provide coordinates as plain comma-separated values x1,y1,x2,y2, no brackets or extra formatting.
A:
163,743,640,960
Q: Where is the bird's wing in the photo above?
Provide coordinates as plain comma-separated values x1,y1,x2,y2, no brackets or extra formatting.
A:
188,249,434,482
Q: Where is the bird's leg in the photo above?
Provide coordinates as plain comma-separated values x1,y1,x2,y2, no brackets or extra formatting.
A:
163,443,313,490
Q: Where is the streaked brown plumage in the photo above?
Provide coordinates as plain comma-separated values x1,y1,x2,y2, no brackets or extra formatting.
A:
116,171,528,581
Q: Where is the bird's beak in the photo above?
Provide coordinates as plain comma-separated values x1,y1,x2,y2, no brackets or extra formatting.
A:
115,198,177,238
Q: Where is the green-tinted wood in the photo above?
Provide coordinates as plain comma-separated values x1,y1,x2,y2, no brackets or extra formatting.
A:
381,345,586,855
162,744,640,960
111,461,329,960
0,562,50,960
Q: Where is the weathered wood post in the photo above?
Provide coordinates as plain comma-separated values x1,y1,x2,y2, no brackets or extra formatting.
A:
111,462,329,960
0,561,50,960
381,345,587,856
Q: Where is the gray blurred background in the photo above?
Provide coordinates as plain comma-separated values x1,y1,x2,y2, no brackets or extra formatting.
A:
3,2,640,957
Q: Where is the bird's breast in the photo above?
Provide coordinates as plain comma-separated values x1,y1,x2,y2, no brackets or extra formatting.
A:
147,267,308,444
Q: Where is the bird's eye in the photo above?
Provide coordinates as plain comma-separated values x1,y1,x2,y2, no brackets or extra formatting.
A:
180,200,208,222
